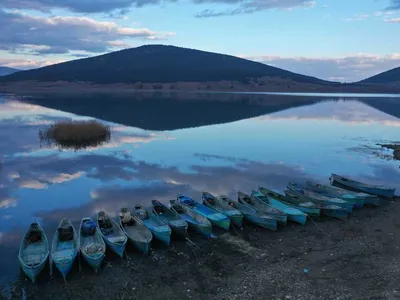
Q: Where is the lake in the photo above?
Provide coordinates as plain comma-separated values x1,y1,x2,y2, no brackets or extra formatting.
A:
0,92,399,287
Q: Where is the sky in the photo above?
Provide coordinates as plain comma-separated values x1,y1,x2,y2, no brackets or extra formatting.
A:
0,0,399,82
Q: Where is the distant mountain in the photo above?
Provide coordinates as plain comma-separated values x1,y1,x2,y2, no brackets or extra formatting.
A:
0,66,19,76
360,66,400,84
0,45,332,85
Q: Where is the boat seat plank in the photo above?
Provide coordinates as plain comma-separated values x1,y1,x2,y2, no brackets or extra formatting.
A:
23,243,47,266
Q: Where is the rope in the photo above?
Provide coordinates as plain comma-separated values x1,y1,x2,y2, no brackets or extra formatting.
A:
308,215,330,236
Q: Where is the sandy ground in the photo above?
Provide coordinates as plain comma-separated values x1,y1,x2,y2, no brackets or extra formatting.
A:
4,197,400,300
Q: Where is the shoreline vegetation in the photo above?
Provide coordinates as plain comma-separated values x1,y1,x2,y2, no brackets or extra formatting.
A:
1,80,400,96
39,120,111,150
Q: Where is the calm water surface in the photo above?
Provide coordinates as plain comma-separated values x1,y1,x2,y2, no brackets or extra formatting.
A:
0,92,399,285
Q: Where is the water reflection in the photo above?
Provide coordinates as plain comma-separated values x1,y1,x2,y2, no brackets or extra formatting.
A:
0,92,400,286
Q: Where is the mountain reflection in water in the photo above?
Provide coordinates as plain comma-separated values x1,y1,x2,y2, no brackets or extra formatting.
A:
0,91,400,287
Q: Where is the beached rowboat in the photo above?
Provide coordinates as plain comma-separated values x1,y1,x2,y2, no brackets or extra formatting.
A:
19,222,49,283
79,217,105,273
97,211,127,258
152,200,188,237
202,192,243,227
330,173,396,198
51,219,78,282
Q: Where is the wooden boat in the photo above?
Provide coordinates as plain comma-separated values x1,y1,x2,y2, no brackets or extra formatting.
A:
79,217,105,273
133,204,172,246
177,194,230,231
259,187,320,217
202,192,243,227
97,211,127,258
238,191,287,225
18,222,49,283
285,189,348,219
152,200,188,238
288,183,354,213
330,173,396,198
219,196,277,231
305,180,381,207
50,219,78,282
169,200,213,238
119,208,152,255
251,190,307,225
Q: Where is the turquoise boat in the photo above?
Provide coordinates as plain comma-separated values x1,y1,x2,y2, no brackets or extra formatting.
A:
133,204,172,246
18,222,49,283
152,200,188,238
51,219,78,282
97,211,127,258
169,200,213,238
305,181,377,207
285,189,348,220
119,208,152,255
259,186,320,217
330,173,396,199
239,191,288,225
251,190,307,225
219,196,277,231
202,192,243,227
288,183,354,213
79,217,105,273
178,194,231,231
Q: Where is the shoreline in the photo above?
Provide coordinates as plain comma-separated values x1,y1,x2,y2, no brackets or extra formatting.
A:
6,198,400,300
1,80,400,97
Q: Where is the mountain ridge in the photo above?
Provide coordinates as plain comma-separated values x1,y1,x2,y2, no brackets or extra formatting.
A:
0,66,20,76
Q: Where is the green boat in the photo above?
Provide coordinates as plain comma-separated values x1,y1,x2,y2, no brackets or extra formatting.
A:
202,192,243,227
251,190,307,225
259,186,320,217
305,181,375,207
238,191,287,225
219,196,277,231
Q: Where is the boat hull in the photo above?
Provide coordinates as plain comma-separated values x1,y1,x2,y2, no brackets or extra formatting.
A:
229,214,243,227
152,230,171,246
20,256,48,284
169,223,188,237
209,217,230,231
321,208,348,220
54,256,76,280
105,239,126,258
245,215,277,231
188,222,212,238
128,238,150,255
82,253,104,273
330,174,396,198
293,206,320,217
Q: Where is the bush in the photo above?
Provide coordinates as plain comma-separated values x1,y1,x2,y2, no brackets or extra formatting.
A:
39,120,111,149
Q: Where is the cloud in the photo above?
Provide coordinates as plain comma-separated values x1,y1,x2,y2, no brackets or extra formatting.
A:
242,53,400,82
0,10,175,55
385,17,400,23
0,198,17,209
387,0,400,10
195,0,316,17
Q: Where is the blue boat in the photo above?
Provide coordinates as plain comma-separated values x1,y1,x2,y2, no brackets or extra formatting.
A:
169,200,213,238
79,217,106,273
18,222,49,283
285,189,348,220
97,211,127,258
330,173,396,199
202,192,243,227
51,219,78,282
305,181,377,207
239,191,288,225
251,190,307,225
133,204,172,246
288,183,354,213
119,208,152,255
219,196,277,231
259,186,320,217
152,200,188,238
178,194,231,231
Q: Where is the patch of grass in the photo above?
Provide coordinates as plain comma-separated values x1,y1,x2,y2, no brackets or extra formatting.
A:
39,120,111,150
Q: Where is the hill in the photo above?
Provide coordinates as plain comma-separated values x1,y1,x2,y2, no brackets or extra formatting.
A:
0,66,19,76
359,66,400,84
0,45,332,85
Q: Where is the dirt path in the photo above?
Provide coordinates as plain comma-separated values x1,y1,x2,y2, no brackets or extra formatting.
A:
7,199,400,300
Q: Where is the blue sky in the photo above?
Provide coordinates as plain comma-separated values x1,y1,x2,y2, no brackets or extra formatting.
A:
0,0,399,82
